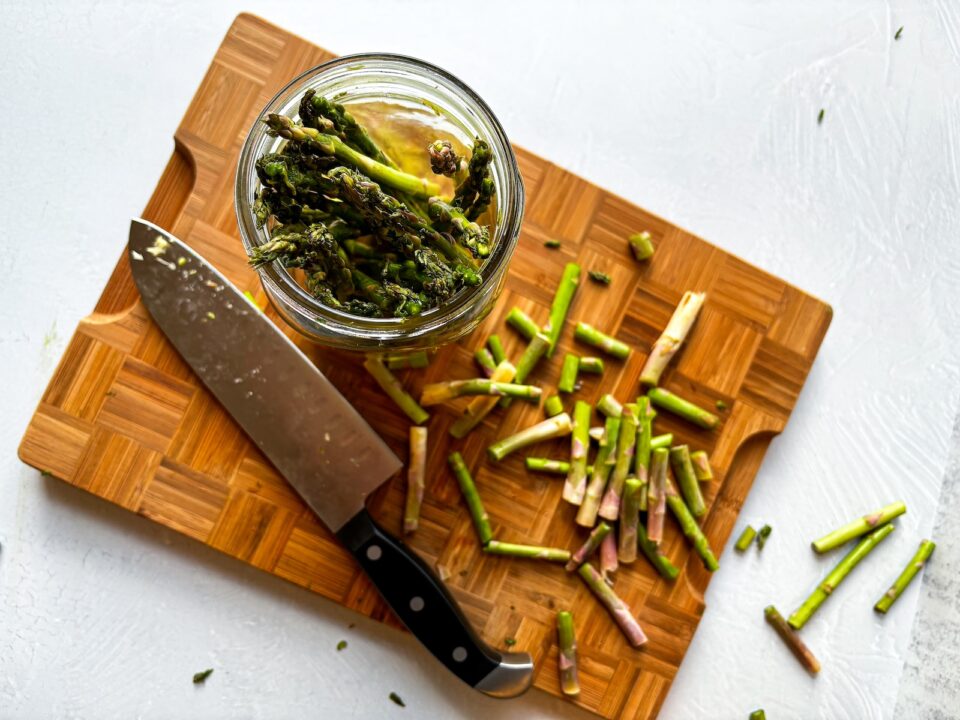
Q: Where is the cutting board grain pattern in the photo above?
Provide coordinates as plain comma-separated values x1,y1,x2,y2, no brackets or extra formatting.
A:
18,14,831,719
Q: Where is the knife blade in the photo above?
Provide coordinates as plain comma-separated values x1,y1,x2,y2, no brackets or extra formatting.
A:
127,219,532,698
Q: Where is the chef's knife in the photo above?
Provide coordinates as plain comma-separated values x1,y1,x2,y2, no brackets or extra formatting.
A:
127,218,533,698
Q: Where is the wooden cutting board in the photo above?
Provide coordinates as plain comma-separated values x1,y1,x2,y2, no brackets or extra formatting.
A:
18,14,831,719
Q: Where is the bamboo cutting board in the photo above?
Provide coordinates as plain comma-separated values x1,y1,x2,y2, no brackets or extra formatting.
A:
18,14,831,719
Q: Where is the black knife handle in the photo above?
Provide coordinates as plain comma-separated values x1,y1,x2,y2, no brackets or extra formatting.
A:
337,509,533,698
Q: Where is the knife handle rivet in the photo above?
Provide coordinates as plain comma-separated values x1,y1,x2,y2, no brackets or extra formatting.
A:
366,545,383,561
452,647,468,663
409,596,425,612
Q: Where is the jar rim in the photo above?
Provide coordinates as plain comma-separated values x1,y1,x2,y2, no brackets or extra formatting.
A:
234,52,524,344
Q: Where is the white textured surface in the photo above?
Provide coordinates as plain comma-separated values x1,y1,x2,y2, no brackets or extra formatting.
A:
1,1,959,718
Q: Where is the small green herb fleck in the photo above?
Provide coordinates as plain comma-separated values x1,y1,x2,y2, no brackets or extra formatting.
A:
504,637,517,647
388,692,406,707
192,668,214,684
544,239,561,249
757,524,773,550
894,26,903,40
336,640,348,651
39,470,53,477
715,400,728,410
588,270,611,285
817,108,825,125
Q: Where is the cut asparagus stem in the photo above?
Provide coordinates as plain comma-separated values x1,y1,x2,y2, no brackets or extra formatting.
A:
618,478,643,563
566,522,612,572
690,450,714,481
484,541,570,562
506,307,540,341
363,357,429,425
558,353,580,393
599,404,638,521
589,426,605,443
597,394,623,418
588,270,611,285
576,417,621,527
765,606,821,675
811,501,907,553
874,539,936,614
734,525,757,552
500,331,551,408
757,524,772,551
556,611,580,697
650,433,673,450
599,532,618,586
665,475,719,571
544,263,582,356
404,427,427,534
487,334,506,365
640,290,706,386
544,395,564,417
578,357,604,374
525,457,570,474
449,361,517,439
574,322,630,360
487,413,573,461
634,397,652,475
563,401,593,505
670,445,706,518
647,448,669,544
447,451,493,545
647,387,720,430
749,710,767,720
638,478,649,512
578,563,648,647
789,523,895,630
421,379,541,406
638,524,680,580
385,351,430,370
474,347,496,377
628,231,655,261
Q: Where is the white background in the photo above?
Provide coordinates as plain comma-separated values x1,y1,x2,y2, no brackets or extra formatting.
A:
2,1,959,718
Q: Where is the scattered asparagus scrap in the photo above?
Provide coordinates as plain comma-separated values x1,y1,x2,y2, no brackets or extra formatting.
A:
404,427,427,533
765,606,821,675
544,263,582,356
574,322,630,360
628,231,655,261
640,291,706,386
757,524,772,551
618,478,643,563
734,525,757,552
526,457,571,474
544,395,564,417
420,378,541,406
448,452,493,545
556,611,581,696
647,387,720,430
690,450,713,481
874,539,935,614
487,413,573,461
599,532,619,586
811,501,906,553
634,396,653,512
638,524,679,580
558,353,580,393
336,640,348,651
450,360,517,438
500,331,551,408
578,357,604,375
544,239,561,249
651,433,673,450
388,692,406,708
363,356,429,424
599,404,638,521
597,393,623,418
566,522,612,573
485,541,571,563
670,445,706,518
749,710,767,720
788,523,895,630
487,334,506,365
647,448,669,545
578,563,647,647
665,475,719,571
193,668,214,684
505,307,540,341
385,351,430,369
474,347,496,377
563,401,592,505
577,416,621,527
588,270,611,285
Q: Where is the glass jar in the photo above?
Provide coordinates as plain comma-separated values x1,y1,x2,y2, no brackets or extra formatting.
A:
235,53,524,353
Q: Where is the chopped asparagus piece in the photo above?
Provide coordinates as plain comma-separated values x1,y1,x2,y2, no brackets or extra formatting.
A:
562,401,592,505
566,522,612,572
811,501,906,553
505,307,540,341
618,478,643,563
556,611,581,696
363,357,429,425
574,322,630,359
599,532,618,586
578,356,604,374
647,387,720,430
421,379,541,406
599,404,638,521
487,334,506,365
544,263,582,356
638,524,679,580
500,332,550,408
484,541,570,562
670,445,706,517
665,475,719,571
474,347,496,377
765,605,821,675
690,450,714,481
578,563,647,647
628,231,655,261
448,452,493,545
449,361,517,439
558,353,580,393
576,417,621,527
875,539,936,613
588,270,611,285
640,291,706,386
757,524,773,551
525,457,570,474
647,448,669,545
544,395,565,417
487,413,573,461
734,525,757,552
597,393,623,418
544,239,561,249
404,427,427,533
650,433,673,450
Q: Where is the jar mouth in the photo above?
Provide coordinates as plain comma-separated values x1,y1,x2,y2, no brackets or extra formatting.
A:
235,52,524,345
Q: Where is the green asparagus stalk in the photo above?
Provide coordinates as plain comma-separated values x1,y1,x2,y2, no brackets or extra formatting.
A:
597,394,623,418
385,351,430,370
618,478,643,563
599,532,618,586
544,263,582,356
421,379,542,406
665,475,719,571
487,413,573,462
651,433,673,450
576,417,621,527
635,396,652,477
647,387,720,430
765,606,821,675
690,450,714,481
500,331,551,408
628,231,655,261
404,427,427,533
647,448,669,544
484,541,570,563
749,711,767,720
556,611,580,697
558,353,580,393
574,322,630,360
449,361,517,439
640,291,706,386
505,307,540,341
525,457,570,474
670,445,706,518
757,524,772,551
588,426,605,443
874,539,936,613
563,401,592,505
788,523,895,629
638,524,679,580
588,270,611,285
363,357,429,425
734,525,757,551
811,501,907,553
487,334,506,365
578,563,648,647
474,347,496,377
544,395,564,417
575,357,602,375
566,521,611,572
448,451,493,545
599,404,638,521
